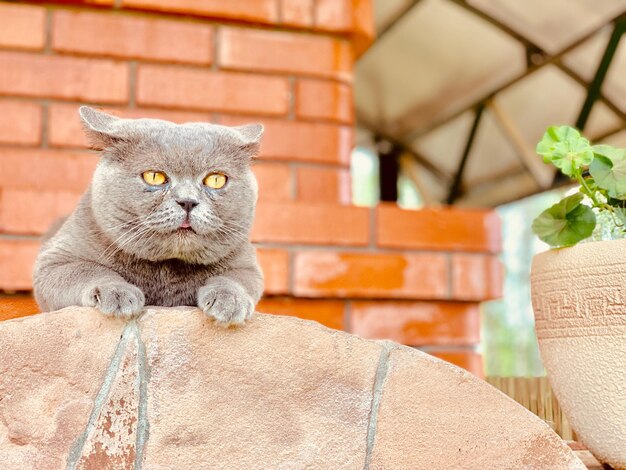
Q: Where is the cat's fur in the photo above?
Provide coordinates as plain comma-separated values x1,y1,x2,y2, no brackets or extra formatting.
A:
33,107,264,326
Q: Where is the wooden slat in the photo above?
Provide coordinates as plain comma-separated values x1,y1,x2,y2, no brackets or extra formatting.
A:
488,99,555,190
486,376,576,441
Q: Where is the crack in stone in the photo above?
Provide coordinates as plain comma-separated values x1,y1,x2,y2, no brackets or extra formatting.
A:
363,342,392,470
65,322,134,470
132,322,150,470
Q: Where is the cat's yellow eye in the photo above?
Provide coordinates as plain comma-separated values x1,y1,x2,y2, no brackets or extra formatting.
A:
142,171,167,186
204,173,227,189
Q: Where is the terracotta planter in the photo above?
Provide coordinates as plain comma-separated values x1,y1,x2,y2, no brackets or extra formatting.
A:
531,238,626,469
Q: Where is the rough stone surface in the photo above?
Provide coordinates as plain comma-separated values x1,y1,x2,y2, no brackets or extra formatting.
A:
0,308,127,469
369,348,585,470
138,307,382,469
75,327,141,470
0,306,583,469
532,238,626,470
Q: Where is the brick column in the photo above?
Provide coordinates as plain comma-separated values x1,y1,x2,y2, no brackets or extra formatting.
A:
0,0,501,375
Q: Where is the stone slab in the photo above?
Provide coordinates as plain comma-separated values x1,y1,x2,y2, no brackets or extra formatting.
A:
0,307,584,469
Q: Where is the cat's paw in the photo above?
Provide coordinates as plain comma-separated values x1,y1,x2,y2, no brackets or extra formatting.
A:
83,282,145,318
197,278,254,327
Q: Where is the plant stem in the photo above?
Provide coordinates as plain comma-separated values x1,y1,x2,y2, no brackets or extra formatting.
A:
573,171,626,230
576,171,601,206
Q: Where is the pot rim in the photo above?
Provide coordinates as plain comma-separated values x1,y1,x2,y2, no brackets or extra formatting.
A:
532,237,626,263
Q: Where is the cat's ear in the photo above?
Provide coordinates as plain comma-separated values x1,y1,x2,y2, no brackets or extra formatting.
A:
231,124,264,161
234,124,264,146
79,106,128,150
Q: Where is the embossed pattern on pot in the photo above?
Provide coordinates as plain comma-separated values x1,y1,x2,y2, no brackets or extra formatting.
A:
531,238,626,469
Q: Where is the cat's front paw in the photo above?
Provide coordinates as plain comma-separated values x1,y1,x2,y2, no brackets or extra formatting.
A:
83,281,145,318
198,278,254,327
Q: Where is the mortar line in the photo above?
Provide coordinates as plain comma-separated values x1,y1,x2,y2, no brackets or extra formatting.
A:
40,100,50,149
363,343,392,469
133,321,150,470
211,26,220,71
446,252,453,300
368,207,377,251
287,76,297,120
289,162,298,199
287,247,295,294
66,323,134,469
128,61,137,108
344,300,352,333
44,10,53,54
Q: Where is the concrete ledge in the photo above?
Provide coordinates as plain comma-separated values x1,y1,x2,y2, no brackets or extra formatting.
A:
0,307,583,469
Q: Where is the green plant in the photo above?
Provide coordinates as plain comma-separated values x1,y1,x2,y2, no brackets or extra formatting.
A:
532,126,626,247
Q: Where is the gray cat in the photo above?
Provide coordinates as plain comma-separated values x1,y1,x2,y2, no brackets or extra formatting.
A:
33,107,264,326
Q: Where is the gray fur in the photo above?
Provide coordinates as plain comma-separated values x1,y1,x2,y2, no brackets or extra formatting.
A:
33,107,264,326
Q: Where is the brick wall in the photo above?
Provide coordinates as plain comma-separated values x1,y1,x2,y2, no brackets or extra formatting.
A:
0,0,501,376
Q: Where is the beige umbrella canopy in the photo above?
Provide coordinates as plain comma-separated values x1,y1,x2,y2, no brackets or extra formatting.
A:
355,0,626,207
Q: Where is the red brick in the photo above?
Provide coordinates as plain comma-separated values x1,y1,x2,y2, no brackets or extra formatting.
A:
294,251,449,299
52,11,213,64
121,0,278,23
315,0,352,32
257,297,344,330
451,254,503,301
0,51,129,103
48,103,214,148
47,103,109,149
137,64,289,116
280,0,314,27
253,163,292,201
296,79,353,123
352,0,375,57
0,189,81,235
252,203,369,246
350,301,479,346
0,295,40,322
121,108,214,123
0,100,42,145
0,238,39,291
257,248,289,295
295,166,350,203
0,148,97,192
0,4,46,51
430,350,483,377
376,205,502,253
221,116,353,165
219,27,353,81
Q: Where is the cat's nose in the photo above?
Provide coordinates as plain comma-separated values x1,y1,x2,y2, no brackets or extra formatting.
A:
176,199,199,214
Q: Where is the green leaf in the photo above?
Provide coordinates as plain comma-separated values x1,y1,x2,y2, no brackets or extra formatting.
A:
589,145,626,200
536,126,594,176
532,193,596,247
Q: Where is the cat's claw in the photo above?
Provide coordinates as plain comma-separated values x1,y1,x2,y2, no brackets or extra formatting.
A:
198,278,254,327
83,281,145,318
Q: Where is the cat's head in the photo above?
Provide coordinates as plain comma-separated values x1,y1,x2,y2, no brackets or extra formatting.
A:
80,106,263,265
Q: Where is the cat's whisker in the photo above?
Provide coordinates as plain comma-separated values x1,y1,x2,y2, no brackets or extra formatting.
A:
215,226,249,245
98,215,160,264
220,223,250,237
223,220,252,232
100,224,155,265
219,227,248,241
213,229,231,247
89,213,149,236
99,227,148,265
127,225,161,259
